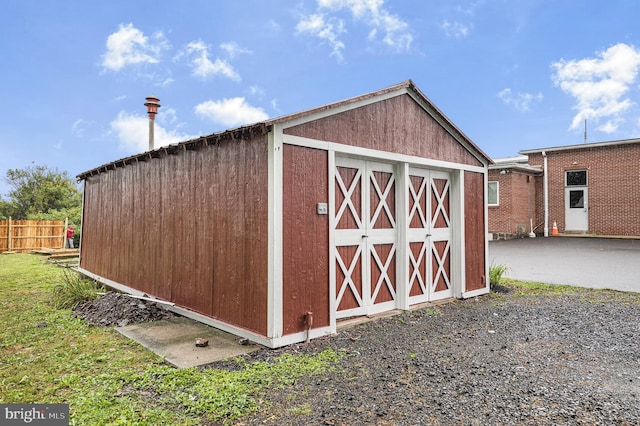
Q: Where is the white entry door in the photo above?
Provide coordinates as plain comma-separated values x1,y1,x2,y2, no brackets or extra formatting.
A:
565,170,588,232
407,168,453,303
334,158,397,318
565,187,588,231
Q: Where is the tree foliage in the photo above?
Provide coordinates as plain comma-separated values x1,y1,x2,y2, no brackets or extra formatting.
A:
0,165,82,225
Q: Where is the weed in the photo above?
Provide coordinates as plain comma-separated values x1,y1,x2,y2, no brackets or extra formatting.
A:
287,403,312,415
489,261,510,288
51,268,104,309
425,308,441,317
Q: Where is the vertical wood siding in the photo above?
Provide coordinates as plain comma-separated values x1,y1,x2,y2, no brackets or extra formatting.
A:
284,95,483,166
282,145,330,334
464,171,486,291
80,137,269,334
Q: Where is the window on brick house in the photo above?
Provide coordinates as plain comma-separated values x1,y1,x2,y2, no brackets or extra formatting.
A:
488,181,499,206
566,170,587,186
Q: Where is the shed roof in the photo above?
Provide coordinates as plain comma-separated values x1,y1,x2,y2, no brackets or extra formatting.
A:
519,137,640,155
78,80,491,181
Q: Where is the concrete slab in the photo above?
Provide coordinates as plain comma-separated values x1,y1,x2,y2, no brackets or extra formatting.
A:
115,316,261,368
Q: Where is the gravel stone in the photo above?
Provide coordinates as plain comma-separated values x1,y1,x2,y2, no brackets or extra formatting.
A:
224,289,640,425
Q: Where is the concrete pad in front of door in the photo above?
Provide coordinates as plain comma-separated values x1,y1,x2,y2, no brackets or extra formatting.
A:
116,316,261,368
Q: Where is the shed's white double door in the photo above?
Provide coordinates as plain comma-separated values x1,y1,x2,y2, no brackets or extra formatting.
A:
334,158,452,319
406,167,453,304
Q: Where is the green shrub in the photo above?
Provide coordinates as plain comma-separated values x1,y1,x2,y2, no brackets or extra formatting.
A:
51,268,104,309
489,261,510,288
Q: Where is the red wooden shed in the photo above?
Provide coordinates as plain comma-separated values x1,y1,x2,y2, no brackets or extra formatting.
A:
77,80,491,348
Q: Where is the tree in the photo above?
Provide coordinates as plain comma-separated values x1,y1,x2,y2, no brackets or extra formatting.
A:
0,165,82,225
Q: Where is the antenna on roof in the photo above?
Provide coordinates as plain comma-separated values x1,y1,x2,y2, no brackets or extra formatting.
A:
584,119,587,144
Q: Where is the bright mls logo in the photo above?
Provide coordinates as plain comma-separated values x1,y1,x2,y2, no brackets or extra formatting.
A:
1,404,68,425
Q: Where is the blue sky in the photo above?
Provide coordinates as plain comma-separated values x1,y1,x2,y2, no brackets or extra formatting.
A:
3,0,640,197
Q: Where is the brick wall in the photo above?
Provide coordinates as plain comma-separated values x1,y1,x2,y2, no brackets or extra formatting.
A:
528,142,640,236
488,169,537,236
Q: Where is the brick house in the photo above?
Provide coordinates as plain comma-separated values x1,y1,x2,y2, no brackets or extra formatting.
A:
489,138,640,238
488,156,542,239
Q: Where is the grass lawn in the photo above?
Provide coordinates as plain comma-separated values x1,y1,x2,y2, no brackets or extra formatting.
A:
0,254,341,425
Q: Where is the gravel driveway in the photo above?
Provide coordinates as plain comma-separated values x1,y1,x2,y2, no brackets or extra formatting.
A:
225,286,640,425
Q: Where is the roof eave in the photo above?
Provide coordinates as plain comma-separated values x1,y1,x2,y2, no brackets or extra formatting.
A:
519,137,640,155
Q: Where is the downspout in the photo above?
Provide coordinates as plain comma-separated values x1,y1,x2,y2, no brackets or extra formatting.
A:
542,151,549,237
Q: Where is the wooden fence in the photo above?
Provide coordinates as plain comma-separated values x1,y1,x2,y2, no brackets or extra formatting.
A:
0,218,67,253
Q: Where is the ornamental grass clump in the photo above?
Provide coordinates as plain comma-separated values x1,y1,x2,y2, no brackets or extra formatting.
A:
51,268,104,309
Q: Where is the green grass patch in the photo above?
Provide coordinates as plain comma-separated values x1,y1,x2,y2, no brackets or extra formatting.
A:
0,254,343,424
425,307,442,317
490,279,640,304
507,280,582,296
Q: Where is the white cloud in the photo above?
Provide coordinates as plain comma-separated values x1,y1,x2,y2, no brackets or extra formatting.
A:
599,118,624,134
110,111,191,153
296,13,346,61
220,41,252,59
71,118,94,137
498,88,543,112
440,20,471,39
270,98,280,112
102,23,169,72
552,43,640,132
194,97,268,127
248,85,266,97
297,0,412,60
157,107,179,127
265,19,282,33
158,77,175,87
178,40,241,81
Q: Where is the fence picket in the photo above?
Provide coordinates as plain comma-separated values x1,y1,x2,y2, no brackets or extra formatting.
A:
0,218,67,253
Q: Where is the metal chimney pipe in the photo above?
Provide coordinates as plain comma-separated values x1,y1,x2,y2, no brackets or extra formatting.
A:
144,95,161,151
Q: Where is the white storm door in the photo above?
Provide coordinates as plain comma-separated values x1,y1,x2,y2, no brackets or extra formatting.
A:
407,168,453,304
334,158,397,319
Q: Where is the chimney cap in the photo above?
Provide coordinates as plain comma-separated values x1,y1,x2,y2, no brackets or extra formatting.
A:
144,95,161,118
